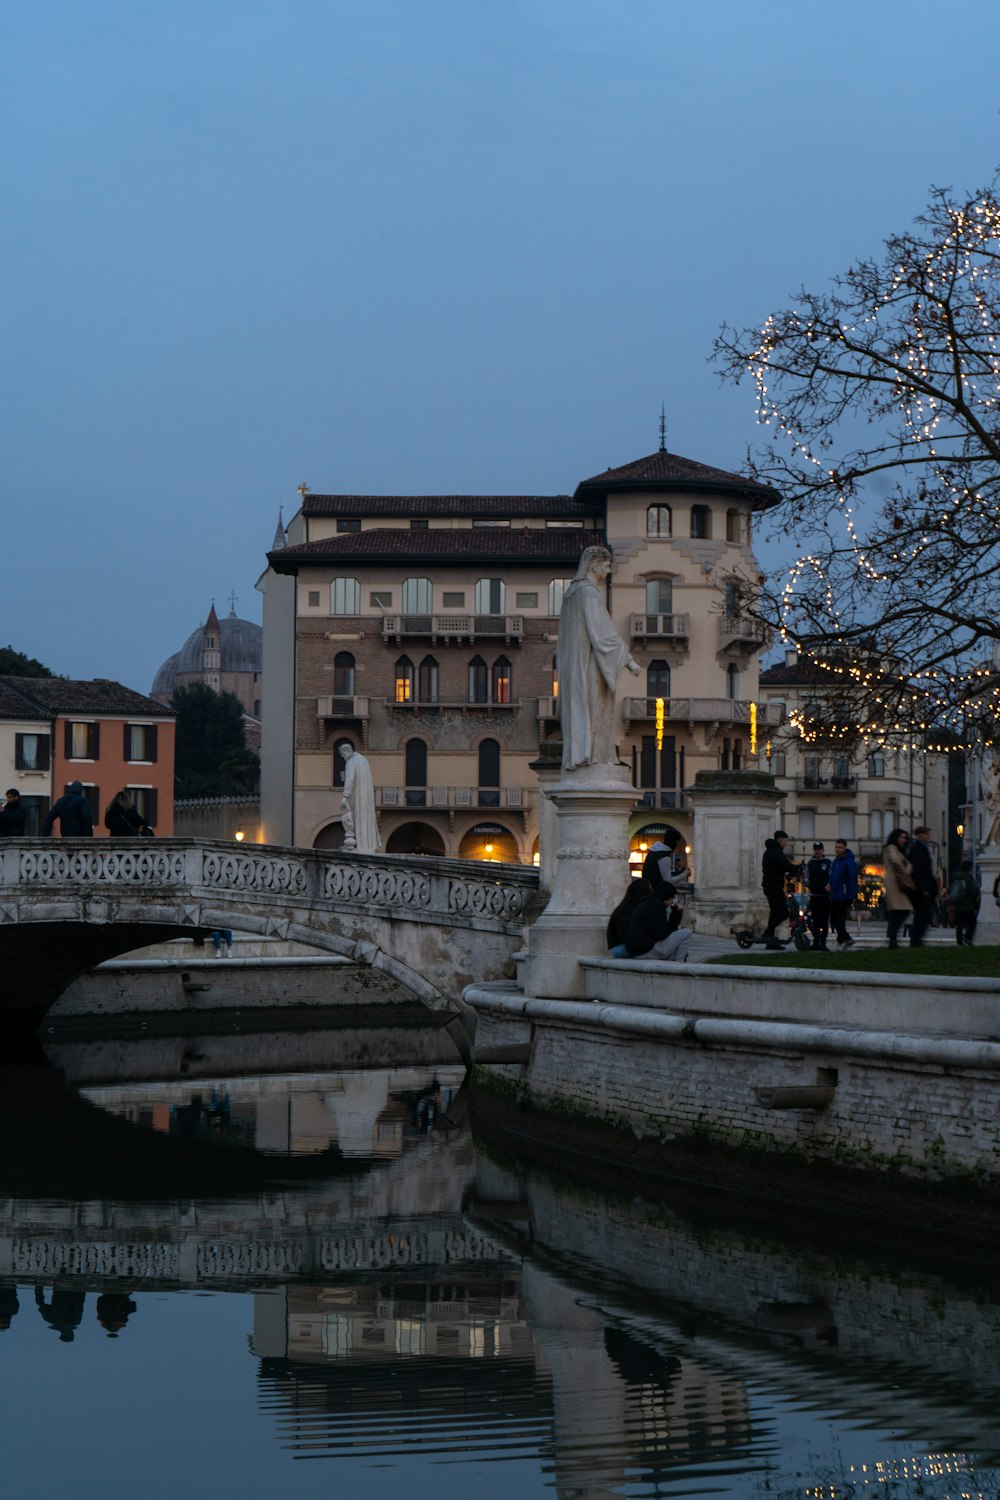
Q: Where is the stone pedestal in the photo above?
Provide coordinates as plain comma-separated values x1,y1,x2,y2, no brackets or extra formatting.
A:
529,743,563,897
684,770,785,937
522,762,637,999
976,843,1000,943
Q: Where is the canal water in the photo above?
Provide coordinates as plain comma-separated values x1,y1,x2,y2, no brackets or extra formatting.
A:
2,1026,998,1500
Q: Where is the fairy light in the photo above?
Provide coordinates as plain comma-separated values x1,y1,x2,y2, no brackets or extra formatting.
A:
750,701,758,755
655,696,665,751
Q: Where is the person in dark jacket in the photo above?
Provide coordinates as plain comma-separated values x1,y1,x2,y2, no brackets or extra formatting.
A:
949,859,980,946
640,829,682,887
607,877,652,957
828,838,859,949
104,789,153,837
804,840,832,951
906,825,937,946
42,781,93,837
761,830,801,947
624,881,692,962
0,788,27,837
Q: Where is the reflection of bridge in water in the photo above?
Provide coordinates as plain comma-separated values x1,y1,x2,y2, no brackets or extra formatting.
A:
0,839,536,1025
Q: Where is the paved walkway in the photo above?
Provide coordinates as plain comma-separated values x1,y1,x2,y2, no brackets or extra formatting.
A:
686,923,965,964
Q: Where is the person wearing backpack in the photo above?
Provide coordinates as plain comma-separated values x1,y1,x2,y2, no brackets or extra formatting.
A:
949,860,980,946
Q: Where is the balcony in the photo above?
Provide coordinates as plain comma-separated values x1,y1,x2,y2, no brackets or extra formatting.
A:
377,785,530,812
316,695,370,720
382,614,524,644
622,697,784,729
633,788,685,810
795,774,859,795
388,697,517,714
629,612,690,642
717,614,768,650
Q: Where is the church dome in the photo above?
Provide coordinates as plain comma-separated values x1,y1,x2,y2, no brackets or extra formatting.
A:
152,608,263,697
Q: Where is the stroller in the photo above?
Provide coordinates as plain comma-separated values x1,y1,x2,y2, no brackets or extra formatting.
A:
735,890,813,951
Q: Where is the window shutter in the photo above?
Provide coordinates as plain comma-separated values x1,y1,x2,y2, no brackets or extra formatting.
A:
91,722,100,759
146,788,158,826
38,737,50,771
15,735,24,771
124,724,132,761
89,787,100,822
64,722,73,758
148,725,158,763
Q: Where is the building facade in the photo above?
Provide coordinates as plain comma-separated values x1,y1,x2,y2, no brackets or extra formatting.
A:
0,677,176,835
258,446,781,864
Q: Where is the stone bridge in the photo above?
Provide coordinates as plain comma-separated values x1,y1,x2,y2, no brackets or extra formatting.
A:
0,839,538,1029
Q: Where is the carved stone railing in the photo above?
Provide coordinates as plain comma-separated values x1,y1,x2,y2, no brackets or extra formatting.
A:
1,839,534,934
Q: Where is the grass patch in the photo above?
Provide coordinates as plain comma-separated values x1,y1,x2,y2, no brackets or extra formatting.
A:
706,944,999,978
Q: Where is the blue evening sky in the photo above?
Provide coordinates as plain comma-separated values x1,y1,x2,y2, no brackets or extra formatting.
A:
4,0,997,692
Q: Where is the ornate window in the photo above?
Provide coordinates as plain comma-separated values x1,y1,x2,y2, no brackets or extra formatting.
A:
492,656,511,704
333,652,355,698
394,656,414,703
418,655,438,703
647,504,672,537
647,660,670,698
331,577,361,615
468,655,488,704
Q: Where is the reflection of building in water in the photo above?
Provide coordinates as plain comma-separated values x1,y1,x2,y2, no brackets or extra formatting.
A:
252,1266,752,1497
89,1066,462,1161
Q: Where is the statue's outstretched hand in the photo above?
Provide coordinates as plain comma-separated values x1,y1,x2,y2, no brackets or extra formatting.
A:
626,659,641,676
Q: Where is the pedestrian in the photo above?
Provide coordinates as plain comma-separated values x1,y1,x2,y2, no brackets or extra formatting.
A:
829,838,858,950
104,789,153,837
624,880,693,963
42,780,93,837
906,825,937,946
606,877,652,957
948,860,980,946
761,829,801,948
0,788,28,838
804,840,832,951
882,828,913,949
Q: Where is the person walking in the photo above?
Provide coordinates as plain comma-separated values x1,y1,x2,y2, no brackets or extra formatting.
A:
906,825,937,946
829,838,859,950
949,860,980,946
0,788,27,837
104,789,153,837
804,840,832,951
624,881,693,963
42,781,93,837
883,828,914,949
761,830,801,948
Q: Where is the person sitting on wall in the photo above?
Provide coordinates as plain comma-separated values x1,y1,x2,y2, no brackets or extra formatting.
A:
624,881,693,963
606,877,652,958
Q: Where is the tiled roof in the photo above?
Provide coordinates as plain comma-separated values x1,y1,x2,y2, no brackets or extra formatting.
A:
0,677,175,716
269,527,607,571
302,494,596,520
576,449,780,506
0,680,51,720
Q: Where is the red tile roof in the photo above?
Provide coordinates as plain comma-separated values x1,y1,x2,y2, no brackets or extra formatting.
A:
0,678,175,716
576,449,780,507
269,527,607,571
302,494,597,520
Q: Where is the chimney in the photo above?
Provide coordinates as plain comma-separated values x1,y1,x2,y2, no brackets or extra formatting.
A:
784,647,798,669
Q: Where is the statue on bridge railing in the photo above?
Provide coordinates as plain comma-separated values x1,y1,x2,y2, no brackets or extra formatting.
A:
340,746,382,853
558,546,640,774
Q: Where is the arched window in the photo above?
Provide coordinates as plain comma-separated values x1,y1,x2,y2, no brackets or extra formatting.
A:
418,655,438,703
726,663,740,700
647,504,671,537
402,577,432,614
331,577,361,614
645,578,673,615
478,739,501,807
395,655,414,703
404,738,427,806
332,737,354,787
647,660,670,698
552,655,559,700
475,577,505,614
548,578,571,615
492,656,511,704
333,652,355,698
468,655,488,704
690,505,711,539
726,509,743,543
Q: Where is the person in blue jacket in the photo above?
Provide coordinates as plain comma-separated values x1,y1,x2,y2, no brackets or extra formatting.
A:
829,837,859,950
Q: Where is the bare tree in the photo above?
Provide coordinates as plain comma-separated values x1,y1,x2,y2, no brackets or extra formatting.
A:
714,171,1000,745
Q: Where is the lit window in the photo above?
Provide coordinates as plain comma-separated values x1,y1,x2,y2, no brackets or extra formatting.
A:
395,656,414,703
492,657,511,704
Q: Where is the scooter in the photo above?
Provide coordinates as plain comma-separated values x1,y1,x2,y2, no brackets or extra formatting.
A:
734,892,813,952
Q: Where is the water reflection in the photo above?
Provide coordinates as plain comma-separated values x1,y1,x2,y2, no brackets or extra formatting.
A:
0,1033,998,1499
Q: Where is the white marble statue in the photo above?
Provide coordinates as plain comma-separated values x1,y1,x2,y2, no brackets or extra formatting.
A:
557,545,640,773
340,745,381,853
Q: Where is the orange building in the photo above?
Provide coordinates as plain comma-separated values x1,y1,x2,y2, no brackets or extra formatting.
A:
0,677,176,836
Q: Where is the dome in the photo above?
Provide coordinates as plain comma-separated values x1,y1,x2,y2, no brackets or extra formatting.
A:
151,609,263,697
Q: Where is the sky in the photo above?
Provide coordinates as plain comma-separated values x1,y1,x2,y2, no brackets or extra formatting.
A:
4,0,998,694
